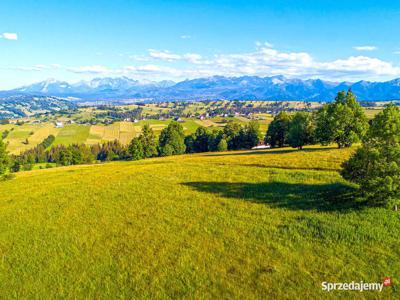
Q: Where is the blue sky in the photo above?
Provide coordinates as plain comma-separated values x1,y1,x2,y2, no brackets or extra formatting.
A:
1,0,400,89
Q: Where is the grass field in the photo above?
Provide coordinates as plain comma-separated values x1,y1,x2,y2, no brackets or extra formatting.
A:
0,145,398,298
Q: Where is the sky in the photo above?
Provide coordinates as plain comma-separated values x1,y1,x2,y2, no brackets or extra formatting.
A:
1,0,400,89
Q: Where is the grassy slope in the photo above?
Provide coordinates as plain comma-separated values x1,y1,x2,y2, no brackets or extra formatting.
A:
0,146,398,299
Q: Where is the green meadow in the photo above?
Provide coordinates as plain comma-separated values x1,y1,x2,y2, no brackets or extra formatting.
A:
0,146,398,298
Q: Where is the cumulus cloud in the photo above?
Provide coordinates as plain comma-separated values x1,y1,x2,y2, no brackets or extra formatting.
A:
0,32,18,40
354,45,377,51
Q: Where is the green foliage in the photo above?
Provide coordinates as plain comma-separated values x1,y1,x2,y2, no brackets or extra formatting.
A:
316,90,368,148
158,121,186,156
193,127,210,153
128,137,144,161
1,130,9,140
287,112,315,150
223,121,260,150
40,134,55,149
265,111,291,147
223,121,242,150
241,120,261,148
341,104,400,207
216,138,228,151
0,139,9,175
184,134,196,153
139,124,158,158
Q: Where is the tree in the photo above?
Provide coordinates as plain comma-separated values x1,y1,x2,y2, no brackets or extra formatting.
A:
0,139,9,175
184,134,196,153
265,111,291,147
241,120,261,149
341,104,400,207
139,124,158,158
223,121,242,150
128,137,144,160
207,129,224,152
158,121,186,156
217,138,228,152
287,112,315,150
193,127,210,153
315,90,368,148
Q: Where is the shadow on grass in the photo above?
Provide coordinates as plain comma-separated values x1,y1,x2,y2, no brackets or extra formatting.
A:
183,181,361,212
203,146,338,157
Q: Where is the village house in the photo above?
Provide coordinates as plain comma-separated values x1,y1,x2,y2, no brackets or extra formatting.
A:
251,142,271,150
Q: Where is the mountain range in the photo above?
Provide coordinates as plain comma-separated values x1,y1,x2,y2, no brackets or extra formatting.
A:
1,76,400,102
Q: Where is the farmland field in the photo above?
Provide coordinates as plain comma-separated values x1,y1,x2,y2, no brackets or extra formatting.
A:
0,104,388,155
0,146,398,298
0,116,272,154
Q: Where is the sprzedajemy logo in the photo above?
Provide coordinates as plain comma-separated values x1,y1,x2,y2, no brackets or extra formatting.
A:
322,278,391,292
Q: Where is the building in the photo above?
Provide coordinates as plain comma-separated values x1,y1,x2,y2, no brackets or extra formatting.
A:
251,142,271,150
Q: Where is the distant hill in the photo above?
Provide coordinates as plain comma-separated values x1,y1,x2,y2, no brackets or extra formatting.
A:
0,95,76,119
1,75,400,101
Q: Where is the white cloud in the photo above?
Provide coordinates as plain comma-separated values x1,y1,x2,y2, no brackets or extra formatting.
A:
180,35,191,39
10,43,400,82
0,32,18,40
183,53,203,64
67,65,109,74
10,64,61,72
256,41,273,48
148,49,181,61
354,45,377,51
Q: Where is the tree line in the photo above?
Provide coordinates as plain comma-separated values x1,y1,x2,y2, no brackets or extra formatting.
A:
265,90,368,150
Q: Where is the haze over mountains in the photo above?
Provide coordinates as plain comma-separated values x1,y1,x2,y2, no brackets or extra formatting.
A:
1,76,400,102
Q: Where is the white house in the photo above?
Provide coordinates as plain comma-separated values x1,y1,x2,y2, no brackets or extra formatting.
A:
55,121,64,128
251,142,271,150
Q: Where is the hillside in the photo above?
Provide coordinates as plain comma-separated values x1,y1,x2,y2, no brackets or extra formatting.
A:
0,95,76,119
2,76,400,101
0,146,398,298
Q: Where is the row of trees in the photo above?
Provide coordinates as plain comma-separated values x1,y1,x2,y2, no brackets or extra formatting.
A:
11,139,130,171
129,121,261,160
265,90,368,149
